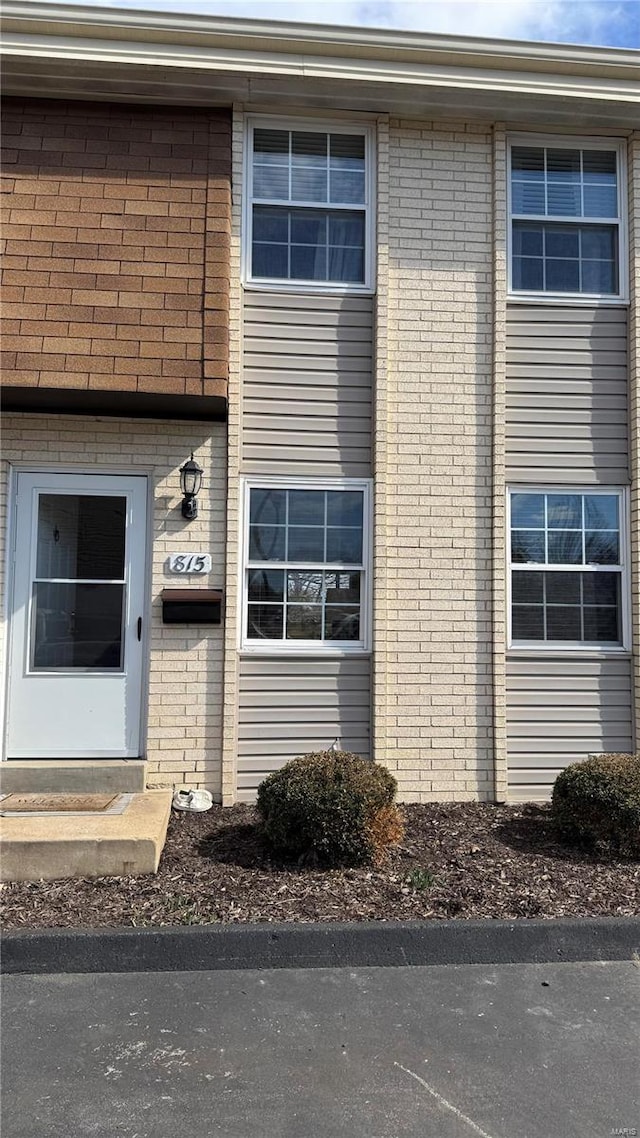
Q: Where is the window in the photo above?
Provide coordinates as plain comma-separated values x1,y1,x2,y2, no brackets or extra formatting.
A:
246,120,373,290
509,490,627,648
509,138,625,298
242,481,371,650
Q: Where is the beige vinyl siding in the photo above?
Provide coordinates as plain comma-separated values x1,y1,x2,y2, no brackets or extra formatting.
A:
236,656,371,801
506,305,629,483
506,656,634,801
242,292,373,477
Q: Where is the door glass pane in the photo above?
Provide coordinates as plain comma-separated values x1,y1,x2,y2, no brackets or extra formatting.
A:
36,495,126,580
32,582,124,670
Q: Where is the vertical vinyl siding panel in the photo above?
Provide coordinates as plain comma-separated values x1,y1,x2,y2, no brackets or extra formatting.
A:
237,294,373,799
237,657,371,801
242,292,373,477
506,656,634,801
506,305,629,483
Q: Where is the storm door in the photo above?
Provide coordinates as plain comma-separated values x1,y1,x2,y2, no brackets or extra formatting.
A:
6,473,147,758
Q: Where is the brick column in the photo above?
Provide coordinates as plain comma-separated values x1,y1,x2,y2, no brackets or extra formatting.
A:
372,113,392,772
492,123,508,800
220,105,245,805
382,119,494,802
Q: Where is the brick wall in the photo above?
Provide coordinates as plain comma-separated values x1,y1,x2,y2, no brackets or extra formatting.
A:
1,413,227,794
220,106,245,806
373,119,495,802
491,124,508,800
0,99,231,400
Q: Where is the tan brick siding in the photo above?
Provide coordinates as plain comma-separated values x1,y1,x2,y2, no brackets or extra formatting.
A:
374,120,495,802
220,105,245,806
0,99,231,399
1,414,226,794
491,124,508,800
372,114,391,772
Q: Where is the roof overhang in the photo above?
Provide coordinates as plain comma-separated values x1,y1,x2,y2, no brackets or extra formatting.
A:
2,2,639,127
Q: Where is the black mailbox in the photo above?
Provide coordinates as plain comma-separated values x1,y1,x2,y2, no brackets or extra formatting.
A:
162,588,223,625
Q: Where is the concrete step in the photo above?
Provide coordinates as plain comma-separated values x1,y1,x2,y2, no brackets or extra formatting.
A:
0,790,172,881
0,760,146,796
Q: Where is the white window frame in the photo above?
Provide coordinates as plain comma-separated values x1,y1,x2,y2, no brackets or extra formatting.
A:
242,115,376,295
239,476,373,655
506,486,631,654
507,133,628,305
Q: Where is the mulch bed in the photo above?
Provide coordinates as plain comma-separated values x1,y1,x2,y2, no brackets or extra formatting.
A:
1,803,639,930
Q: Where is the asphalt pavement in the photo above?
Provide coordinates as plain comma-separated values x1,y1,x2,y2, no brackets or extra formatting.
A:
2,960,638,1138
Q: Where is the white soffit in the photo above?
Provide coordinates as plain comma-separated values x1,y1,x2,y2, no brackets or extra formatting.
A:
1,2,639,125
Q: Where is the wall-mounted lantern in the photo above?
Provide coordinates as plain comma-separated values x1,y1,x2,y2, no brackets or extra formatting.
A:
179,454,203,520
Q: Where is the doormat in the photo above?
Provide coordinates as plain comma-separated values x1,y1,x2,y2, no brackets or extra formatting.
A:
0,793,130,817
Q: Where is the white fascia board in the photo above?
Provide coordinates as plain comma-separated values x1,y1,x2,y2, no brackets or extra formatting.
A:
1,2,639,110
2,2,640,76
2,34,639,110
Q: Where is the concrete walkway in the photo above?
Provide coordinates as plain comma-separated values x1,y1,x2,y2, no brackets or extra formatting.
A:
2,960,638,1138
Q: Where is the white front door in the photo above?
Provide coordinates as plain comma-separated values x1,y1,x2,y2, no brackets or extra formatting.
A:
6,473,147,758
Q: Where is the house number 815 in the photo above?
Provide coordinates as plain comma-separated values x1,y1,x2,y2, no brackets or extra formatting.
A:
168,553,212,574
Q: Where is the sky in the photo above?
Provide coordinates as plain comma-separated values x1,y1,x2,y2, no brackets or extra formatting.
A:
57,0,640,49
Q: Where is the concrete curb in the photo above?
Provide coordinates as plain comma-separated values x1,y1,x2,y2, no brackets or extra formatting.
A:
2,917,639,975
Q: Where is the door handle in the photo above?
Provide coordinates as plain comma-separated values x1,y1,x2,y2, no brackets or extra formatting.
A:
137,617,142,641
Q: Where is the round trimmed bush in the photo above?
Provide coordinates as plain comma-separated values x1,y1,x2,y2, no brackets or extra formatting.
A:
256,750,404,867
551,752,640,858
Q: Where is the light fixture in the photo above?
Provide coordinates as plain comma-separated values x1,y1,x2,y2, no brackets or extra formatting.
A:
179,453,203,520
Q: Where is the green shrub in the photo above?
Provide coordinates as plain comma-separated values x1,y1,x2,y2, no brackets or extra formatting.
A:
256,750,404,867
551,752,640,858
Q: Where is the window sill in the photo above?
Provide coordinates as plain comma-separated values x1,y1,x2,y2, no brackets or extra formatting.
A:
243,280,375,298
507,646,631,659
507,293,628,307
240,645,371,658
